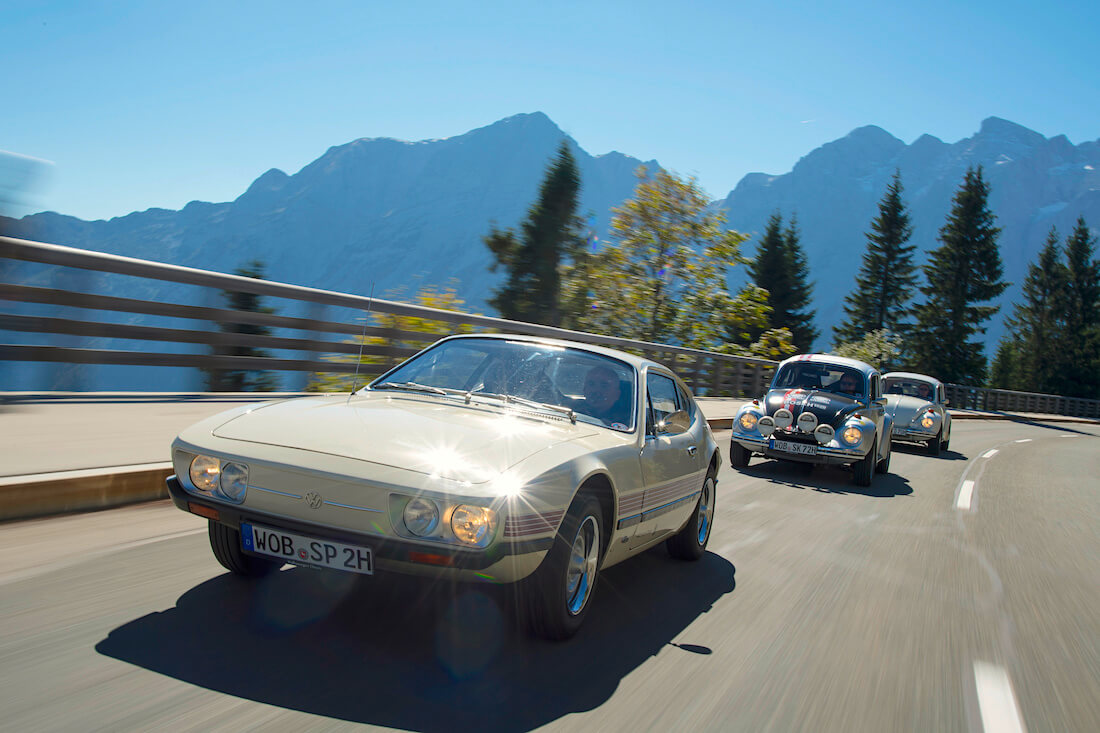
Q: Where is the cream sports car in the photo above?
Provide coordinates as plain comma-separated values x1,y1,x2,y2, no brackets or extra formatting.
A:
882,372,952,455
167,334,719,639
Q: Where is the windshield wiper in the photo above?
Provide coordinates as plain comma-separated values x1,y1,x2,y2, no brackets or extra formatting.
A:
373,381,451,396
504,394,576,423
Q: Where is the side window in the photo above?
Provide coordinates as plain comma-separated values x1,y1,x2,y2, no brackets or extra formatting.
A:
646,372,679,434
675,381,696,421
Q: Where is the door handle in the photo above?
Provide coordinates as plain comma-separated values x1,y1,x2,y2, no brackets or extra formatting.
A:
686,445,698,456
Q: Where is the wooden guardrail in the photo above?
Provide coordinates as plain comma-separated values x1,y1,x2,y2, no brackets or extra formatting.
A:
0,236,777,397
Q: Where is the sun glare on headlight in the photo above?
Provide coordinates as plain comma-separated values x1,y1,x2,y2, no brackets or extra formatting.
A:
451,505,496,545
189,455,220,492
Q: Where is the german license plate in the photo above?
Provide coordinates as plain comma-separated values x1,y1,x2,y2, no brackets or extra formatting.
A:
241,522,373,575
892,426,906,436
771,439,817,456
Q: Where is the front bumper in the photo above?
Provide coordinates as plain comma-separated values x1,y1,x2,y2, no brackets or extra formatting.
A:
889,427,937,443
167,476,549,582
731,434,868,466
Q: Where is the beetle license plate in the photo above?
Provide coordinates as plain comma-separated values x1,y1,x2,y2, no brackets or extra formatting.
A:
770,439,817,456
241,522,373,575
892,426,906,436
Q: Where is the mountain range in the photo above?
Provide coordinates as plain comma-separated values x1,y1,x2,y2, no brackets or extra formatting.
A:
3,111,1098,389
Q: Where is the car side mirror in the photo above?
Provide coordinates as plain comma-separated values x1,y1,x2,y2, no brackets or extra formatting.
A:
656,410,691,436
944,398,950,406
873,397,887,406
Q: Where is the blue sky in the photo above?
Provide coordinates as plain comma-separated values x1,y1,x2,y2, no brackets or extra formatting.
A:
3,0,1098,221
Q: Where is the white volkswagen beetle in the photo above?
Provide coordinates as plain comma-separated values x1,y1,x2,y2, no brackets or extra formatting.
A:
168,334,719,639
882,372,952,455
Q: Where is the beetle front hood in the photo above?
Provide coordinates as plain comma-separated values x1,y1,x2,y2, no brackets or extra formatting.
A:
208,393,599,484
885,395,935,423
764,388,864,428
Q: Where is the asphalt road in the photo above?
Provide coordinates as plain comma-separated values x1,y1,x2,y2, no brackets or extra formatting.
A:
0,420,1097,732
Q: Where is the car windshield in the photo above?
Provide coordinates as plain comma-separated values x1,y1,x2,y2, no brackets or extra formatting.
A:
370,338,637,431
884,377,936,400
773,362,865,398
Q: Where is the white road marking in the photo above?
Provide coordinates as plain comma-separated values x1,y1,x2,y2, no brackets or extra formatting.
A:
957,480,976,510
973,661,1027,733
1061,435,1080,438
982,449,999,458
1014,439,1031,443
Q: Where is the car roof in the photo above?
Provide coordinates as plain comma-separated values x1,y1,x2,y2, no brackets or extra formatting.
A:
882,371,944,387
776,353,879,377
435,333,667,373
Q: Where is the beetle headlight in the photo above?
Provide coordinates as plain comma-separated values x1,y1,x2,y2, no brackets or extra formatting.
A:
189,455,220,493
920,412,936,429
451,505,497,546
739,412,759,431
841,425,863,446
218,462,249,502
403,498,440,537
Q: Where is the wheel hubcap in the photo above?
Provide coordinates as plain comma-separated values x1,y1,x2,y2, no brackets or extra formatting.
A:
697,478,714,545
565,515,600,616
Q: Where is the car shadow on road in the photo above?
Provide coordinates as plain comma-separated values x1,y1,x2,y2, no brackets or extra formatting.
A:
96,548,736,731
736,459,914,498
889,442,968,461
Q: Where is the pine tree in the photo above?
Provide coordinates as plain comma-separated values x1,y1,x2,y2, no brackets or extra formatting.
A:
909,166,1008,384
749,212,817,351
1060,217,1100,397
834,171,917,344
998,228,1067,392
205,260,280,392
485,141,583,327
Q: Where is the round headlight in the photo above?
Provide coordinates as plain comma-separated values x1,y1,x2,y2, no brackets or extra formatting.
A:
814,424,835,445
758,415,776,436
739,412,759,431
774,409,793,430
797,412,818,432
189,455,220,492
451,505,497,546
841,425,863,446
403,498,440,537
920,413,936,429
218,462,248,502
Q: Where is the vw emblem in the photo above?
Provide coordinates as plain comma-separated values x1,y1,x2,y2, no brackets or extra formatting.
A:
305,491,323,510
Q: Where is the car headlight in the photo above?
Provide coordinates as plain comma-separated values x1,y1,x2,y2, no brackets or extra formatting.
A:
189,455,220,492
218,462,249,502
920,412,936,429
774,409,793,430
451,505,497,546
841,425,863,446
813,424,835,445
739,412,759,431
403,498,440,537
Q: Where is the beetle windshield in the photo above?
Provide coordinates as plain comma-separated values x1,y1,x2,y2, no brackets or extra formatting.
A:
884,377,936,401
773,362,866,398
371,338,637,431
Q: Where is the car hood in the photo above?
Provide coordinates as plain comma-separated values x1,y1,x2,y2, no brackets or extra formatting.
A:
884,395,936,422
210,393,600,484
764,388,864,428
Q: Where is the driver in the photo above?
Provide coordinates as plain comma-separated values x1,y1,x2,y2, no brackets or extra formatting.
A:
580,365,630,426
917,383,932,401
836,372,862,396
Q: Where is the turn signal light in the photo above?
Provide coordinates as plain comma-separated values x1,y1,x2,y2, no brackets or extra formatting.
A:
188,502,219,521
408,551,456,567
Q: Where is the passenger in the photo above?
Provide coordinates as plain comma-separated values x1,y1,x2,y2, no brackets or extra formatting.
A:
580,365,631,426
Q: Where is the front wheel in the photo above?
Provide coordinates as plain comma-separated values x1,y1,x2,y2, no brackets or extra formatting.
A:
853,438,876,487
730,441,750,468
524,493,604,640
877,438,892,474
208,520,281,577
928,429,943,456
667,472,716,561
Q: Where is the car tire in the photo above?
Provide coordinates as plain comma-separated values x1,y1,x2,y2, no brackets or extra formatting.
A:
666,471,716,561
877,438,891,474
730,441,750,468
525,492,604,640
941,429,950,452
928,429,943,456
208,520,281,577
853,438,876,487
